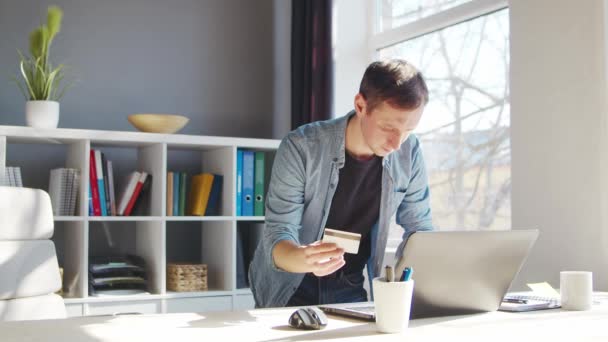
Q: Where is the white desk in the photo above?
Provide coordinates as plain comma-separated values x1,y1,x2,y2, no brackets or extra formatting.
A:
3,297,608,341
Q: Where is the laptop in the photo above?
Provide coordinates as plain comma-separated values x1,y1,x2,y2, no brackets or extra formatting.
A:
319,229,539,320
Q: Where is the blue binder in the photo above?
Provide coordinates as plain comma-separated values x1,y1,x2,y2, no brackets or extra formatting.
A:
242,150,254,216
236,149,243,216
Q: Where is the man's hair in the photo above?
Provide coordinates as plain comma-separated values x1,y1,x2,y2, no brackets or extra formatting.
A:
358,59,429,113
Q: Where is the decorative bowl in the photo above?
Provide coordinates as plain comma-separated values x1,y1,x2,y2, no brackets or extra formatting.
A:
127,114,189,134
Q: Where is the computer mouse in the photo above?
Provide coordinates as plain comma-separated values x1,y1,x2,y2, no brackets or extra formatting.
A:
288,307,328,330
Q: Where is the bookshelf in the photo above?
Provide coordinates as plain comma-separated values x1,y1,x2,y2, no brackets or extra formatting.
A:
0,125,279,317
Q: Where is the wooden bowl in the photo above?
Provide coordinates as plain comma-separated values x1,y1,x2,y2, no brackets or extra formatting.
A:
128,114,189,134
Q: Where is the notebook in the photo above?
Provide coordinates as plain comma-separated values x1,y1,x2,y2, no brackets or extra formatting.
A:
320,230,539,320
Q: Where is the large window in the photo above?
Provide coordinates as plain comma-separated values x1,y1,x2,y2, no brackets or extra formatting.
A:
373,1,510,248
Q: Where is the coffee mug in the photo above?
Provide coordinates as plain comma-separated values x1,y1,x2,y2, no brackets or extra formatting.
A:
560,271,593,311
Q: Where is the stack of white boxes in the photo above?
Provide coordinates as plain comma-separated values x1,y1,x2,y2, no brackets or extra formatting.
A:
0,187,66,321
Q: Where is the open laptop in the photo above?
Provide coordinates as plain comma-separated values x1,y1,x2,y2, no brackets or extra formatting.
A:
319,229,539,320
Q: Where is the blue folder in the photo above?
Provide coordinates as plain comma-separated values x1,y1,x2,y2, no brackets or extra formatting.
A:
242,150,254,216
236,149,243,216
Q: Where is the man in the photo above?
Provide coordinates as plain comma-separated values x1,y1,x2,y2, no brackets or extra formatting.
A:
249,59,433,308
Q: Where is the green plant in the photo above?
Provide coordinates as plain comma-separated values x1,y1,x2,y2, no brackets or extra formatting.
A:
13,5,71,101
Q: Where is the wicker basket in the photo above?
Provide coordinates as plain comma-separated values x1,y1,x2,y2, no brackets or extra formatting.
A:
167,263,208,292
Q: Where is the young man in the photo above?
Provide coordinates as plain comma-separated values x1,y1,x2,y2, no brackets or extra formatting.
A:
249,59,433,308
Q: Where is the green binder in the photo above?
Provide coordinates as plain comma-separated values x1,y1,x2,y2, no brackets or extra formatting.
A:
254,152,265,216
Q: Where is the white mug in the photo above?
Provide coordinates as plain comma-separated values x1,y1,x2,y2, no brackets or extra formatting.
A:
560,271,593,311
372,277,414,333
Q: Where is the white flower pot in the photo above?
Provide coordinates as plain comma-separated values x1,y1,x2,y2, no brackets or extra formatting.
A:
25,100,60,129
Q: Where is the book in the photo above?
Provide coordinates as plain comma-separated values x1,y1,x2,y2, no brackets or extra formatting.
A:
13,167,23,187
131,174,152,216
236,149,243,216
167,172,174,216
254,151,265,216
101,153,111,215
117,171,141,215
205,174,223,216
48,168,64,215
179,172,187,216
173,171,180,216
242,151,255,216
94,150,107,216
123,172,148,216
88,182,93,216
69,169,80,216
8,167,15,186
188,173,214,216
89,150,101,216
107,160,117,216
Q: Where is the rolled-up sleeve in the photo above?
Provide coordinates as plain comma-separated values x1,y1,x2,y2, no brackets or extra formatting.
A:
395,137,433,258
264,134,306,272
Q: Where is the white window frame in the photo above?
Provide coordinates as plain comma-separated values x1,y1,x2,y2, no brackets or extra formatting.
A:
370,0,509,254
369,0,508,56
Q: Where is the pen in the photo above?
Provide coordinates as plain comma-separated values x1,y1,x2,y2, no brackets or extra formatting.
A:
503,298,528,304
385,265,393,282
401,267,413,281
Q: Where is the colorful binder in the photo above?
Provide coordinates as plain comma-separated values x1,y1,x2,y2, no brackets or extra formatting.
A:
188,173,214,216
242,150,254,216
254,151,265,216
236,149,243,216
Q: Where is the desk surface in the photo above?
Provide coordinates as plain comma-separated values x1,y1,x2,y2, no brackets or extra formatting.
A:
3,296,608,342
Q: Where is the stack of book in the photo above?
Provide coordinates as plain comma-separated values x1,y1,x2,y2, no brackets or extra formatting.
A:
88,255,148,296
2,166,23,187
88,149,151,216
236,149,265,216
166,172,223,216
48,168,80,216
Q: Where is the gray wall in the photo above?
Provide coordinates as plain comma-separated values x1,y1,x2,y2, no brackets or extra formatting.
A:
0,0,275,191
0,0,274,137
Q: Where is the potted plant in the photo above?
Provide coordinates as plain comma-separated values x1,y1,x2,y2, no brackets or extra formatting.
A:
13,6,70,129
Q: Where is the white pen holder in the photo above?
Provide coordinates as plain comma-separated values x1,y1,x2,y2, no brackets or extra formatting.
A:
372,277,414,333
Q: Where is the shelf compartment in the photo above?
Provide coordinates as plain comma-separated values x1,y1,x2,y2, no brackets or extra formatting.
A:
166,221,234,292
235,222,264,289
3,140,88,216
88,143,164,217
166,145,234,217
53,221,88,298
88,220,164,296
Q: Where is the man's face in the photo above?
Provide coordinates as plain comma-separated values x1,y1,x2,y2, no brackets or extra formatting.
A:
355,94,424,157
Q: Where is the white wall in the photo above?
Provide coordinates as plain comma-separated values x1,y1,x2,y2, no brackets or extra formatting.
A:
333,0,372,117
510,0,608,291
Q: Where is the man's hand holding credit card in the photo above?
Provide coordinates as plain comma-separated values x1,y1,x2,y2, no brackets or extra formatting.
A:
322,228,361,254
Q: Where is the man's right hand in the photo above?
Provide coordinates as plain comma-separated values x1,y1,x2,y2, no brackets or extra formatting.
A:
272,240,345,276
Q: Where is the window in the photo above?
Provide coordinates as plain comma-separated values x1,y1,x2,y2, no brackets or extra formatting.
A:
372,1,510,250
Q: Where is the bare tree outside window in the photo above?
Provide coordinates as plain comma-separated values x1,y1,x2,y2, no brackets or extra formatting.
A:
379,8,510,240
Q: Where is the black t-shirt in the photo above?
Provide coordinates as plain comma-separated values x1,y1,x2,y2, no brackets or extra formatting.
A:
324,151,382,275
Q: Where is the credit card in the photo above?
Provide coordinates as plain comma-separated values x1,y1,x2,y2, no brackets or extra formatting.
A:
322,228,361,254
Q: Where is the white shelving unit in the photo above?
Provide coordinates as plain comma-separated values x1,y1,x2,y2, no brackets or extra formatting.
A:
0,125,279,317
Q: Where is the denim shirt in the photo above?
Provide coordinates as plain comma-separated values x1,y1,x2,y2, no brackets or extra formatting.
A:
248,111,433,308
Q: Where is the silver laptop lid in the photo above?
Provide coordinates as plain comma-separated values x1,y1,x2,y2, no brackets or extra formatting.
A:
394,230,539,319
